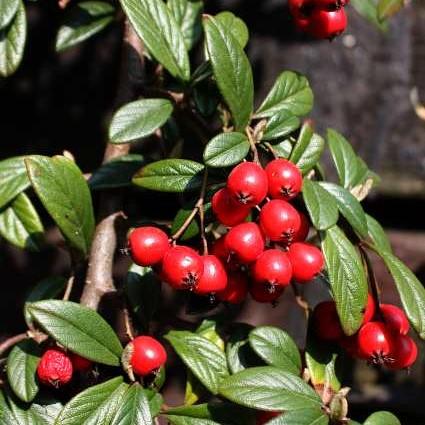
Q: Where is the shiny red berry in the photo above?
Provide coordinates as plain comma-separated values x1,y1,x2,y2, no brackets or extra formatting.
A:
251,249,292,289
212,187,251,227
259,200,301,245
227,162,268,207
195,255,228,295
130,336,167,377
293,212,310,242
313,301,344,341
225,222,265,264
256,410,281,424
357,322,395,364
387,334,417,370
128,227,169,266
314,0,346,10
287,242,324,282
306,8,347,39
37,348,73,387
380,304,409,335
161,246,203,290
363,293,375,324
70,353,93,372
216,272,248,304
265,159,303,201
250,283,285,304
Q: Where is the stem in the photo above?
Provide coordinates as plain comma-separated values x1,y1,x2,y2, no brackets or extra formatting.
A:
245,127,260,164
263,142,279,159
291,282,310,320
62,274,74,301
0,333,28,357
359,245,382,308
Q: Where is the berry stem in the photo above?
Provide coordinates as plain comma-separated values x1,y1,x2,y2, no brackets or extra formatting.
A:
263,142,279,159
0,333,28,357
245,127,260,164
291,282,310,319
62,270,75,301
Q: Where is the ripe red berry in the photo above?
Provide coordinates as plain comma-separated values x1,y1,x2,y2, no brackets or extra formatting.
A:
313,301,344,341
387,334,417,370
225,222,265,264
287,242,324,282
363,293,375,324
293,212,310,242
256,410,281,424
212,187,251,227
129,336,167,377
128,227,169,266
306,7,347,39
251,249,292,289
161,246,204,290
37,348,73,387
380,304,409,335
227,162,268,207
250,282,285,304
357,322,395,364
314,0,346,10
195,255,228,295
265,159,303,201
70,353,92,372
216,272,248,304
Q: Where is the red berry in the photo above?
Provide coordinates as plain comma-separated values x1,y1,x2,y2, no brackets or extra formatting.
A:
211,237,229,262
225,222,265,264
212,187,251,227
287,242,324,282
251,249,292,289
161,246,204,290
265,159,303,201
293,212,310,242
250,282,285,304
380,304,409,335
306,8,347,39
340,335,365,359
130,336,167,377
363,293,375,324
195,255,228,295
357,322,395,364
259,200,301,245
256,410,281,424
227,162,268,207
314,0,346,10
387,334,417,370
128,227,169,266
70,353,92,372
216,272,248,304
37,348,73,387
313,301,344,341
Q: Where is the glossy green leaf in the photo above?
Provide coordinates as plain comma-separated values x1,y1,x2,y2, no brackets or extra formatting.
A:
364,411,401,425
133,159,204,192
55,1,114,52
31,396,63,425
215,11,249,49
272,140,293,159
219,366,321,411
0,0,26,77
25,155,95,256
302,179,339,231
366,214,392,253
27,300,123,366
256,71,313,118
0,156,31,209
377,0,403,20
351,0,388,30
321,226,368,335
268,409,329,425
120,0,190,81
7,340,41,403
0,390,45,425
109,99,173,144
171,205,200,241
0,193,44,251
0,0,19,29
262,113,300,141
203,132,250,168
196,319,225,351
203,15,253,131
167,417,220,425
248,326,301,375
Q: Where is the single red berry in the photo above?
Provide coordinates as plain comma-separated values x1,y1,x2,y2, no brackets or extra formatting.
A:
251,249,292,290
70,352,92,372
212,187,251,227
211,236,240,272
293,212,310,242
161,245,204,290
265,159,303,201
37,348,73,387
387,334,417,370
256,410,281,424
314,0,346,10
227,162,268,207
128,227,169,266
357,322,395,364
216,272,248,304
306,7,347,39
225,222,265,264
195,255,228,295
130,336,167,377
250,282,285,304
362,293,375,324
287,242,324,282
380,304,409,335
313,301,344,341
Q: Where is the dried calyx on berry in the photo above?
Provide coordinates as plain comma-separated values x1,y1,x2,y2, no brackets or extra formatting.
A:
37,348,73,388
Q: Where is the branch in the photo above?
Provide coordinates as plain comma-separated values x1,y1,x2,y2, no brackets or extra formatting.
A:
0,334,28,357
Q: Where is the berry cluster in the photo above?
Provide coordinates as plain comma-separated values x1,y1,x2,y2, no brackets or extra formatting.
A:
289,0,349,39
313,296,418,369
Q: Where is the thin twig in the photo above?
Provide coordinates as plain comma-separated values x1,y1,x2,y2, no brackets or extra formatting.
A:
0,333,28,357
264,142,279,159
123,305,135,341
291,282,310,320
245,127,260,164
62,273,75,301
359,245,382,311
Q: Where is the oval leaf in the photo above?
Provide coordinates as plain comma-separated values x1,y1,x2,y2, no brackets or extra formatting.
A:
366,214,392,253
268,408,329,425
364,411,401,425
377,0,403,21
0,0,19,30
215,11,249,48
262,113,300,141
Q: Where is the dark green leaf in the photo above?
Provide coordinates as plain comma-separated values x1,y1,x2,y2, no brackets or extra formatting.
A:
215,12,249,48
302,179,339,231
262,113,300,141
25,155,95,256
366,214,391,253
203,132,250,168
268,408,329,425
27,300,123,366
171,206,199,241
31,396,63,425
377,0,403,21
248,326,301,375
0,156,31,209
321,225,368,335
167,417,220,425
133,159,204,192
120,0,190,81
109,99,173,144
272,140,293,159
351,0,388,30
256,71,313,118
55,1,115,52
0,0,19,29
203,15,254,131
364,411,401,425
193,81,220,117
0,389,44,425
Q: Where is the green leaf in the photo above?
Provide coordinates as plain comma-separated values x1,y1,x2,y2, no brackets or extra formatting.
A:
171,206,200,241
7,340,41,403
351,0,388,30
0,0,19,30
31,396,63,425
219,366,321,411
196,319,225,351
0,156,31,209
0,0,26,77
165,330,229,394
272,140,293,159
25,155,95,256
248,326,301,375
167,417,220,425
215,12,249,49
376,250,425,339
0,389,45,425
109,99,173,144
120,0,190,81
268,409,329,425
0,193,44,251
55,1,115,52
377,0,403,21
302,179,339,231
203,15,254,131
262,113,300,141
366,214,392,253
203,132,250,168
256,71,313,118
133,159,204,192
321,226,368,335
364,411,400,425
318,182,368,238
27,300,123,366
168,0,203,50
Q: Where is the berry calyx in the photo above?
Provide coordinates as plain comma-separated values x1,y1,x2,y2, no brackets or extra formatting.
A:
287,242,324,283
250,282,285,304
128,227,169,266
195,255,228,295
70,353,93,372
357,322,395,364
380,304,409,335
37,348,73,387
127,336,167,377
306,7,347,39
216,272,248,304
212,187,251,227
227,162,268,207
313,301,344,341
387,334,417,370
265,159,303,201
